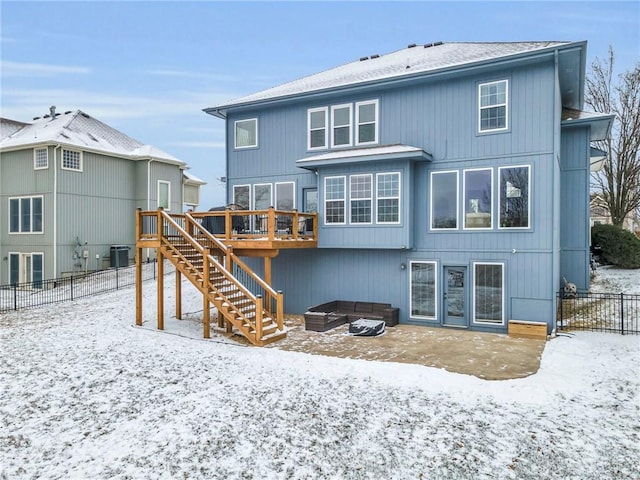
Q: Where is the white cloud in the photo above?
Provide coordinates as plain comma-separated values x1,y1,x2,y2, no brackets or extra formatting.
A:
1,60,91,76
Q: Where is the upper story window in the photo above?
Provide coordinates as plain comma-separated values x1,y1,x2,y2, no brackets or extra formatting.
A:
158,181,170,210
350,174,372,224
356,100,378,145
331,104,352,148
324,176,346,225
499,165,530,229
62,149,82,171
308,107,328,150
308,99,378,151
9,196,43,234
376,172,400,224
478,80,508,133
234,118,258,149
464,168,493,229
34,148,48,169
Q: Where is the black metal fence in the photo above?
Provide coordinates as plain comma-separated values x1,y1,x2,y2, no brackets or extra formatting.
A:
0,261,159,313
556,291,640,335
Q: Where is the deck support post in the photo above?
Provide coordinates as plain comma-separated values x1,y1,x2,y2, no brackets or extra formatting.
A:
157,251,164,330
135,208,143,326
175,269,182,320
255,295,263,341
264,256,272,314
277,290,284,330
203,248,211,339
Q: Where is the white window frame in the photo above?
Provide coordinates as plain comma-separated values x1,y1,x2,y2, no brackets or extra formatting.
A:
355,99,379,146
324,175,346,225
330,104,352,148
158,180,171,211
275,181,296,211
8,196,44,234
61,148,82,171
34,147,49,170
233,184,251,210
463,168,493,230
349,174,373,224
430,170,459,230
376,172,400,224
8,252,44,287
478,79,509,133
307,107,328,151
498,165,531,230
253,183,273,210
409,261,438,320
472,262,505,325
234,118,258,149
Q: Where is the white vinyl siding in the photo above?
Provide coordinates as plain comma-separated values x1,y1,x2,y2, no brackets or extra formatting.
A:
308,107,328,150
234,118,258,149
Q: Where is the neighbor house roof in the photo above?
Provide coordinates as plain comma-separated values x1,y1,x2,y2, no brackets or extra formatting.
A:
205,41,578,117
0,110,184,165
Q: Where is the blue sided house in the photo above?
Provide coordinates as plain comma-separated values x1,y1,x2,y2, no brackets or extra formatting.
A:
202,41,614,336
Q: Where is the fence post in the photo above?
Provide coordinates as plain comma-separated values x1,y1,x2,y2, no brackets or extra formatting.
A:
70,276,74,301
13,283,17,311
558,291,563,331
620,292,625,335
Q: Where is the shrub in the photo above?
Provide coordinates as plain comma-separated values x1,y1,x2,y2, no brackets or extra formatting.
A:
591,224,640,268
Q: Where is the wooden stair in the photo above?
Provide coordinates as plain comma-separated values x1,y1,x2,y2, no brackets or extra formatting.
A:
156,212,286,346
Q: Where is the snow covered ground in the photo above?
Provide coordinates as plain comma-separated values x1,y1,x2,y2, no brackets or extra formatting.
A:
1,268,639,479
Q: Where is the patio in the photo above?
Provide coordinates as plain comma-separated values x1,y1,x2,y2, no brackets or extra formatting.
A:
264,316,547,381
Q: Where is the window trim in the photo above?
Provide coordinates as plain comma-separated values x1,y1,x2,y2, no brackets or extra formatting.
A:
478,79,509,133
472,262,505,326
234,118,258,149
355,99,379,146
34,147,49,170
275,181,296,211
376,171,401,225
498,165,531,230
61,148,83,171
8,196,44,234
307,107,328,151
430,170,459,231
330,104,352,148
349,173,373,224
8,252,44,287
324,175,346,225
463,168,494,231
409,260,438,320
157,180,171,211
253,183,273,210
232,184,251,210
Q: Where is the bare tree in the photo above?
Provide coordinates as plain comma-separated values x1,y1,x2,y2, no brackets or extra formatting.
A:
586,47,640,227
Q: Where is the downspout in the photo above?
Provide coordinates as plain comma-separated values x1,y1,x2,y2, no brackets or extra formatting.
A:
53,144,61,278
552,49,560,320
147,158,153,261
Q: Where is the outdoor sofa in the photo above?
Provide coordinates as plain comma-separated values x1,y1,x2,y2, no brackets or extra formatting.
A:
304,300,399,332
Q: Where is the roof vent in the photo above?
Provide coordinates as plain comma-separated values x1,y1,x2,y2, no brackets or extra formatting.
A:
49,105,56,120
370,54,380,59
433,41,443,46
65,111,72,115
424,43,434,48
359,56,369,61
33,117,41,121
408,43,416,48
43,114,50,119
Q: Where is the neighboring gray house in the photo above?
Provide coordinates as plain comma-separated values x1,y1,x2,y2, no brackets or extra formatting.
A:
0,108,203,284
204,41,613,335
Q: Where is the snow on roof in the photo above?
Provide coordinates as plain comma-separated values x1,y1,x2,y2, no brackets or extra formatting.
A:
207,41,574,113
297,144,431,166
183,171,206,185
0,110,184,165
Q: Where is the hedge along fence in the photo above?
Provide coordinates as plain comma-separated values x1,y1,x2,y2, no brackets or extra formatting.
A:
556,291,640,335
591,223,640,268
0,261,164,313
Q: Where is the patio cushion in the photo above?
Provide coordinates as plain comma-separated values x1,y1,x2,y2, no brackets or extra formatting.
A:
349,319,385,336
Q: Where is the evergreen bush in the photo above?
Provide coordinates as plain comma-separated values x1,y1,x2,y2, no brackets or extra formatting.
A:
591,224,640,268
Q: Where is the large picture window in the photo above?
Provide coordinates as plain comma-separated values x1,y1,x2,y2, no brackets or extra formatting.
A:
464,169,492,229
324,176,345,224
350,174,372,224
430,171,458,229
479,80,508,132
9,196,43,233
234,118,258,149
331,104,352,147
233,185,250,210
499,165,530,228
253,183,272,210
308,107,328,150
355,100,378,145
410,261,437,319
376,172,400,224
275,182,295,211
473,263,504,324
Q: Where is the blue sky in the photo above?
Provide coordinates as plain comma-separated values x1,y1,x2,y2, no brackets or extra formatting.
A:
1,1,638,208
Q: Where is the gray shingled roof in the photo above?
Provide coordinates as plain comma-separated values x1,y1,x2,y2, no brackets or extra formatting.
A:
207,41,574,113
1,110,184,165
